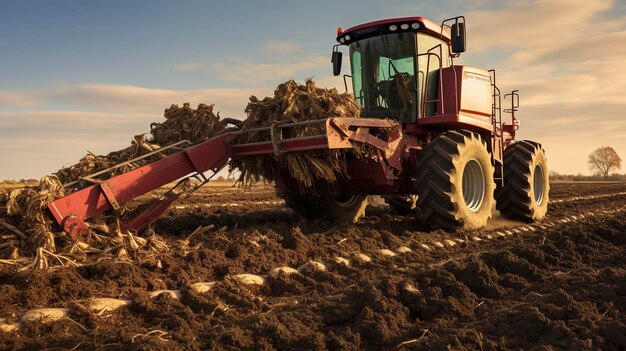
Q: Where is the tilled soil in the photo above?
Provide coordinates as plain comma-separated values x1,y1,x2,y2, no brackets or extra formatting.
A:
0,182,625,350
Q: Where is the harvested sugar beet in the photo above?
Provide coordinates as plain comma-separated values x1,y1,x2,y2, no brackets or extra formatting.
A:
230,79,361,188
151,103,227,146
56,103,226,185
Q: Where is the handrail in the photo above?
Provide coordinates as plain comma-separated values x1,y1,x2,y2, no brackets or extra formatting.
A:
63,140,192,188
235,119,327,134
488,69,502,137
417,45,443,117
503,90,520,135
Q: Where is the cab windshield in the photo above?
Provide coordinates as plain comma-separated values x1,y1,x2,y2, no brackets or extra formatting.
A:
349,32,417,123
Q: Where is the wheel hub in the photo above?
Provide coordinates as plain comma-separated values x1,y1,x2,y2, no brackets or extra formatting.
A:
335,195,360,208
462,159,485,212
533,164,545,204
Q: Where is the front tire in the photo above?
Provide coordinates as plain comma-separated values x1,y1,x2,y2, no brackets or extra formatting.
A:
495,141,549,221
415,130,496,230
277,189,368,223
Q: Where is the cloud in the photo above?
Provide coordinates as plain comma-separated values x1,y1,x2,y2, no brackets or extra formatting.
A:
0,110,151,137
3,1,626,178
175,62,205,71
0,89,43,107
0,83,274,117
49,83,257,116
314,75,349,92
262,40,300,53
453,0,626,174
466,0,616,55
0,110,156,179
462,0,625,83
509,97,626,174
0,84,274,179
212,56,328,84
314,54,353,92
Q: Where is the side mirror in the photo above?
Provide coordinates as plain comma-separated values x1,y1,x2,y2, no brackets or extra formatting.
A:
331,50,342,76
451,22,466,53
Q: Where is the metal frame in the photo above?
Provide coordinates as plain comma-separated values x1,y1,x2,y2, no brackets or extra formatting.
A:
48,117,405,237
48,133,236,236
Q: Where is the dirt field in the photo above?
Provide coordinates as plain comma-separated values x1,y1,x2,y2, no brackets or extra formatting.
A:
0,181,625,350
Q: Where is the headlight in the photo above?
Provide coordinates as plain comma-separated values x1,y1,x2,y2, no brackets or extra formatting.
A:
411,23,420,29
339,37,345,43
400,23,409,30
389,24,398,31
345,34,351,41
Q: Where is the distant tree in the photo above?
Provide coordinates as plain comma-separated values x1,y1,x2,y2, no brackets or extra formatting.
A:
588,146,622,179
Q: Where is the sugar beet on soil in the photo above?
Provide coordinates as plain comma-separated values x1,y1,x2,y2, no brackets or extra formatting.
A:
0,182,625,350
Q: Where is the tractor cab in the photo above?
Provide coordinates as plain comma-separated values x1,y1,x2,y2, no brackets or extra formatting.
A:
332,17,465,124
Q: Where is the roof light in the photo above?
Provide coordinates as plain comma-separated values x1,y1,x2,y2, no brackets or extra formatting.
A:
400,23,409,30
339,37,346,43
345,34,351,41
411,23,420,29
337,27,344,35
389,24,398,31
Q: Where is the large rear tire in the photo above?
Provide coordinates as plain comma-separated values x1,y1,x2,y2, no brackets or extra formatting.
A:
495,141,549,221
415,130,496,230
277,189,368,223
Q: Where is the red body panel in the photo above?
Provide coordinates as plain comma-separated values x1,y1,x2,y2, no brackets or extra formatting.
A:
416,65,494,134
417,113,493,132
441,66,492,118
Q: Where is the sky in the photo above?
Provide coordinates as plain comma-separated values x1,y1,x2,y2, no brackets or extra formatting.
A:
1,0,625,179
